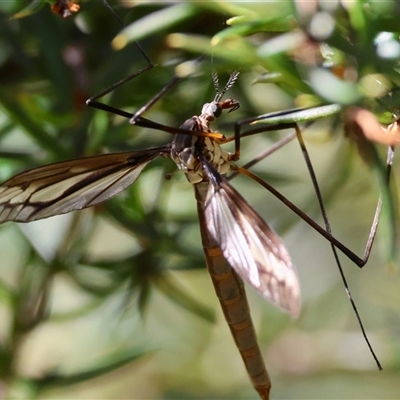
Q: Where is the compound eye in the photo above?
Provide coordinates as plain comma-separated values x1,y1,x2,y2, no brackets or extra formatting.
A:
201,102,221,119
213,104,222,118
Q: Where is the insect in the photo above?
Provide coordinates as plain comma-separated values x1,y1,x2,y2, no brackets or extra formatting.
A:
0,47,392,398
0,63,288,398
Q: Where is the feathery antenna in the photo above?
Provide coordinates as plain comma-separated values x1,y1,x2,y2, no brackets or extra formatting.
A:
214,71,240,102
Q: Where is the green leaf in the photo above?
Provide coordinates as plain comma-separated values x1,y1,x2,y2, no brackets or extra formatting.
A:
112,3,199,50
10,0,46,19
36,347,152,389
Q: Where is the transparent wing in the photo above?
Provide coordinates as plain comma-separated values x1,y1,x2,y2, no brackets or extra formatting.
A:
0,146,168,223
202,164,300,317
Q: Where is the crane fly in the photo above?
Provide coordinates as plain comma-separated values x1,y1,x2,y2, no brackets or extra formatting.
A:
0,67,301,399
0,55,389,397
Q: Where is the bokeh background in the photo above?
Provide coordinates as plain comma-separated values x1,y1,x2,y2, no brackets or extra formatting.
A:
0,1,399,399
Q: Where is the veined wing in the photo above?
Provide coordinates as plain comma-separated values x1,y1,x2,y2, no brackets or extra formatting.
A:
202,161,300,317
0,146,168,223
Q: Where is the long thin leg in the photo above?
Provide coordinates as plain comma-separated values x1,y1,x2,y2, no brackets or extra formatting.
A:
86,45,155,114
227,112,394,370
101,0,124,27
293,126,391,371
234,164,382,369
228,113,393,269
294,126,394,266
228,131,297,180
86,54,224,140
85,6,195,132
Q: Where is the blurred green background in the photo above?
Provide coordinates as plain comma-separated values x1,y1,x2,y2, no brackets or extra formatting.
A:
0,1,399,399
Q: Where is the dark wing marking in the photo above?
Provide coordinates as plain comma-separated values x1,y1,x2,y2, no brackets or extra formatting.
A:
202,161,300,317
0,146,168,223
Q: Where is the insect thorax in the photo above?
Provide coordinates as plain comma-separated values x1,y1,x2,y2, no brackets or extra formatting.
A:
171,134,231,184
